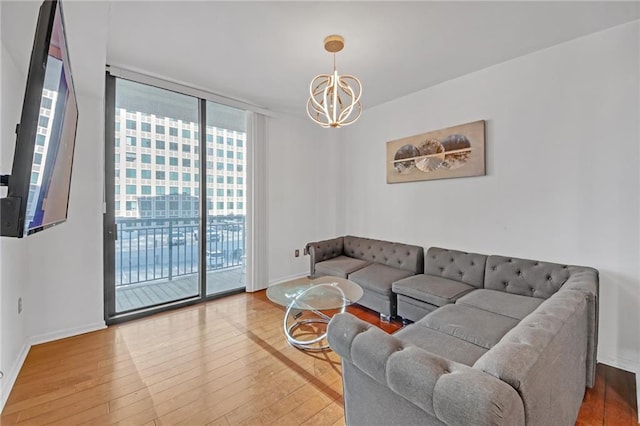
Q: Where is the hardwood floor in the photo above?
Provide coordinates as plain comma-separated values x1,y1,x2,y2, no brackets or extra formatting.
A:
1,291,637,425
577,364,638,425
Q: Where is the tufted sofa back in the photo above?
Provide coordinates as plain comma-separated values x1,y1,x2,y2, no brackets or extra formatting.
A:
308,237,344,263
343,235,424,274
484,255,571,299
425,247,488,288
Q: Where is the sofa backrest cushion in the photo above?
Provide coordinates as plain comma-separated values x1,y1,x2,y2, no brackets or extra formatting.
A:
484,255,570,299
425,247,488,288
344,235,424,274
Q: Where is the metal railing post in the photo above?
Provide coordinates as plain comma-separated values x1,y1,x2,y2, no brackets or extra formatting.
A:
168,220,173,281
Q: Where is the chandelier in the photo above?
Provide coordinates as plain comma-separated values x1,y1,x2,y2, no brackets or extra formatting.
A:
306,35,362,128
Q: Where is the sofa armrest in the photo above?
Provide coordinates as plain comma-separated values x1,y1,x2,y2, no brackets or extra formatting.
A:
306,237,344,276
328,313,525,426
564,267,599,388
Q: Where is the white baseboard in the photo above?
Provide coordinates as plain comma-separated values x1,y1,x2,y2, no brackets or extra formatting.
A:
598,354,640,375
268,272,308,287
29,321,107,346
0,342,30,412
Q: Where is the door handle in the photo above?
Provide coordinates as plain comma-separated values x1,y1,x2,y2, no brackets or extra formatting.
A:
108,223,118,240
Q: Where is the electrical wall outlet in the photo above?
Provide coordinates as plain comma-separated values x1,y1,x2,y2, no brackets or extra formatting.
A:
294,249,300,257
303,247,309,256
18,297,22,314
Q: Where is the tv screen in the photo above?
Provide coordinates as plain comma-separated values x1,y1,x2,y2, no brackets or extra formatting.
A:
1,0,78,237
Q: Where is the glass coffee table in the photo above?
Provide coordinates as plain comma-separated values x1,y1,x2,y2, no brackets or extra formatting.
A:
266,276,363,351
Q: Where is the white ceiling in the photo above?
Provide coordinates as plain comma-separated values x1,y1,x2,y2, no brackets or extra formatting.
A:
2,1,111,104
106,1,638,116
2,1,638,117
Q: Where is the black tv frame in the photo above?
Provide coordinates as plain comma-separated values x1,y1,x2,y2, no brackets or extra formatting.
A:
1,0,77,238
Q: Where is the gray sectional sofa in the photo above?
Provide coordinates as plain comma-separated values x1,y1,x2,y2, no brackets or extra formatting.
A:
306,235,424,320
326,246,599,426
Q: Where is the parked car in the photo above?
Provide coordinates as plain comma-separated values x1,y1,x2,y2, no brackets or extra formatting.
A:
169,231,186,246
193,228,223,242
206,250,224,268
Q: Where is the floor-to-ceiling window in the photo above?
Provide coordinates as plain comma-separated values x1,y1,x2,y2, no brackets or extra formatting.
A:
104,73,248,323
205,101,247,295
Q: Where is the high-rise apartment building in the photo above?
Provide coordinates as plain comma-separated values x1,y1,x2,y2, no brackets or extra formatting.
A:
27,88,58,225
113,108,246,220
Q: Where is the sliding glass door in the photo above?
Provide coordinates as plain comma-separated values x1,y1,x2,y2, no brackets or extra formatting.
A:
205,101,247,295
104,74,247,323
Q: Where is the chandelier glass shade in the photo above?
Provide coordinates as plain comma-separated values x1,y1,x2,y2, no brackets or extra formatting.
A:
306,35,362,128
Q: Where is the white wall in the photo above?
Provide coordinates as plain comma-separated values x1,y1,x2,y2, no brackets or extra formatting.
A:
20,1,110,342
25,92,106,343
342,21,640,371
0,40,30,409
267,114,342,283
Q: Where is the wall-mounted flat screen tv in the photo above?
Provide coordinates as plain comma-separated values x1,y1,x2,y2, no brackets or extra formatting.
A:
1,0,78,237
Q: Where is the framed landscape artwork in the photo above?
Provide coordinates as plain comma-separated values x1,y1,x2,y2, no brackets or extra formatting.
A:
386,120,486,184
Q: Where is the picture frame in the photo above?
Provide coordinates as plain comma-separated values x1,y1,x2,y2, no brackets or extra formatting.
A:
386,120,486,184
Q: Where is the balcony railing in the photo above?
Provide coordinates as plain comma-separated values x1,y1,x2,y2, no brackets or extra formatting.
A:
115,216,245,287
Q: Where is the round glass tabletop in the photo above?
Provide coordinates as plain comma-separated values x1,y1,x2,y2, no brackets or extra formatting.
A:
266,276,363,311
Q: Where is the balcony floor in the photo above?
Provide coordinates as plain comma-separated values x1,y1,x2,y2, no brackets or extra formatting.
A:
116,266,245,312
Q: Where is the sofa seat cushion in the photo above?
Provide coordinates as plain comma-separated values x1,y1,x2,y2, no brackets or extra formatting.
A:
417,304,519,349
394,323,488,366
457,289,544,320
349,263,416,296
315,256,370,278
392,274,475,307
